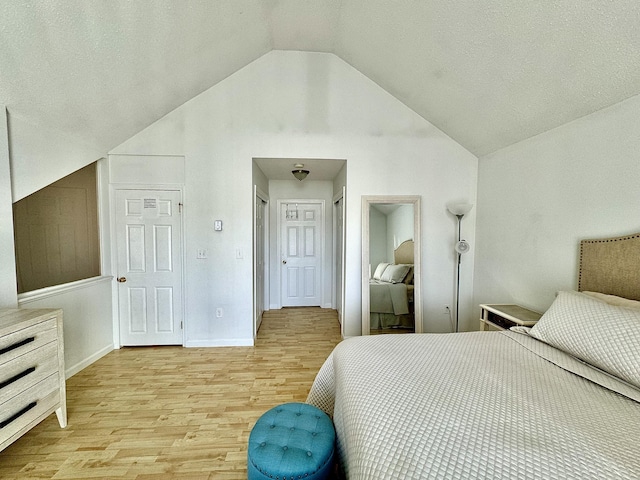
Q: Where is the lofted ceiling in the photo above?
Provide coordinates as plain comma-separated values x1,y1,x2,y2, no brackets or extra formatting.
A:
1,0,639,159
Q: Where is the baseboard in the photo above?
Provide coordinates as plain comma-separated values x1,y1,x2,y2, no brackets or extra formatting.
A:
268,304,334,310
65,344,114,379
185,338,254,347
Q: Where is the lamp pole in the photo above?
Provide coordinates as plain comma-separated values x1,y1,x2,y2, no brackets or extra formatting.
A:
454,214,463,332
446,203,473,334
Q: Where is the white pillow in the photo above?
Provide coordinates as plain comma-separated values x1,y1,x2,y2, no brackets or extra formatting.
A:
372,263,390,280
380,264,411,284
529,290,640,389
582,291,640,310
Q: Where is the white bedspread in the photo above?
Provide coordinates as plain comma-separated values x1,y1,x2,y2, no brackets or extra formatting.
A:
307,331,640,479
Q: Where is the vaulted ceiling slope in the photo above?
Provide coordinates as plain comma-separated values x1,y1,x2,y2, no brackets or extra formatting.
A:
1,1,639,158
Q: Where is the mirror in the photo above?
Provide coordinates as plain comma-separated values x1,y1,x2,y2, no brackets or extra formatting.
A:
362,195,421,335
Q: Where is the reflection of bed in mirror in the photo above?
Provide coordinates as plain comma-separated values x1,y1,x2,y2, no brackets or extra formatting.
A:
369,239,414,331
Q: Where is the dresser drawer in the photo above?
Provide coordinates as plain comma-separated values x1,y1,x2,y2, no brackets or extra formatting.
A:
0,342,58,405
0,374,59,448
0,319,57,366
0,309,65,453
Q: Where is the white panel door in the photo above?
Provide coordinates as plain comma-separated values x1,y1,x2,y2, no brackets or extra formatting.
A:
280,202,322,307
116,189,183,345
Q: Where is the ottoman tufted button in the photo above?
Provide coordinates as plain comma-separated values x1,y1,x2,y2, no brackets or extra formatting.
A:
248,403,335,480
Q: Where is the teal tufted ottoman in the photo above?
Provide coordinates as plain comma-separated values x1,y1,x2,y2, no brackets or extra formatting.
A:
248,402,335,480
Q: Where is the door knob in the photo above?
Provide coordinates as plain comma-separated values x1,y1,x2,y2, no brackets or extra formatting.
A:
117,277,127,283
282,260,287,264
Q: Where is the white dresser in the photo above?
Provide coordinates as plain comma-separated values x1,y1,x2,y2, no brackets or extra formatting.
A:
0,308,66,452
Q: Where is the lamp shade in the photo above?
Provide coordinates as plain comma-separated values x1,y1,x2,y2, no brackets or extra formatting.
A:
292,163,309,181
447,203,473,216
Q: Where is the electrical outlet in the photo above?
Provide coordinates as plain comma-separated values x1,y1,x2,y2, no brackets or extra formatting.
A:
216,308,223,318
443,305,451,315
196,249,207,259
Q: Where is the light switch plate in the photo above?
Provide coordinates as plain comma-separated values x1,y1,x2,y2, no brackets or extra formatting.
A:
214,220,223,231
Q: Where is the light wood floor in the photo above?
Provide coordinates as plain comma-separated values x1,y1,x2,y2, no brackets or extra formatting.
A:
0,307,342,479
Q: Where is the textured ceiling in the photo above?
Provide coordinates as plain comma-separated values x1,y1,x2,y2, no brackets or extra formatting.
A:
1,0,639,158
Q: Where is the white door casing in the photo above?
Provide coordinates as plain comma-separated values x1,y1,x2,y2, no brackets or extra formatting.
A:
333,190,345,328
254,187,268,336
279,200,323,307
115,189,184,346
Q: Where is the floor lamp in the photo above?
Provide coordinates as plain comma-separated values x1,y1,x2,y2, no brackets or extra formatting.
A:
447,203,473,332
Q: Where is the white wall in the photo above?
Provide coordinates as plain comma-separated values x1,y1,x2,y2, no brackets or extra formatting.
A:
386,205,414,260
474,94,640,316
333,162,347,196
111,51,478,339
369,207,387,271
8,112,105,202
252,161,269,196
2,106,114,375
18,277,114,378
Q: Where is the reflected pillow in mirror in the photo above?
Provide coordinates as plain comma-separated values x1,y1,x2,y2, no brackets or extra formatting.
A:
372,263,390,280
380,264,411,284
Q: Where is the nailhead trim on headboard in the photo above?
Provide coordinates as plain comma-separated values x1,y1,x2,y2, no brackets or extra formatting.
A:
578,233,640,301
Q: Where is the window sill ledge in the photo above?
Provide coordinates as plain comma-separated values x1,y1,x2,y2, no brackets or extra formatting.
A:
18,276,114,305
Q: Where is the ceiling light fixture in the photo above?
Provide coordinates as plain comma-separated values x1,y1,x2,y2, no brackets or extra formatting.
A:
292,163,309,181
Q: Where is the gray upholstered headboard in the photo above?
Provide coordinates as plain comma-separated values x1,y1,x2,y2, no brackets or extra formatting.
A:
578,232,640,301
394,240,414,265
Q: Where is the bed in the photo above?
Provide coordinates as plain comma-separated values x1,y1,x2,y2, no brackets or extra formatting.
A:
369,240,415,331
308,233,640,479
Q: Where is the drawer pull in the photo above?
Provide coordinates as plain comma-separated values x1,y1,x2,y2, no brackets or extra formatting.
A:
0,401,37,429
0,366,37,390
0,336,35,356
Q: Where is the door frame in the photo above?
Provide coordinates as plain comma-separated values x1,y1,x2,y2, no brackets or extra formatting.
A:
110,184,186,348
332,187,346,336
253,185,269,340
361,195,422,335
276,198,325,309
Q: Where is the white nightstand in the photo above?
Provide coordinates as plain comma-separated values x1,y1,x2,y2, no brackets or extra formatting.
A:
479,304,542,331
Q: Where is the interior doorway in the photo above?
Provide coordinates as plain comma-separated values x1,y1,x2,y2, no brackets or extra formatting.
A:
253,186,268,338
278,200,324,307
115,188,184,346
